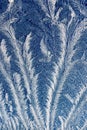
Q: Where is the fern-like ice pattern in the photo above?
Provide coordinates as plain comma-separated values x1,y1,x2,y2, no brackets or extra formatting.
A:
0,0,87,130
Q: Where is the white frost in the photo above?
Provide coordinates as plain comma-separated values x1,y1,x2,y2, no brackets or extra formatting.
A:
40,38,52,62
8,0,14,3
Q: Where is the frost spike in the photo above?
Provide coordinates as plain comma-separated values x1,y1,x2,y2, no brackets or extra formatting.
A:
46,23,66,130
0,61,29,129
50,18,87,129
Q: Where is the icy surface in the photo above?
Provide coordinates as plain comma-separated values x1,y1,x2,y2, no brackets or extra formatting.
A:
0,0,87,130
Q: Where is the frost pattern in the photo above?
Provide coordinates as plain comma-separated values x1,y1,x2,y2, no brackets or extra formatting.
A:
0,0,87,130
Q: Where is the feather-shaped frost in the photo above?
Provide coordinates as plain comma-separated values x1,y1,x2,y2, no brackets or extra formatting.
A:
0,0,87,130
23,33,45,129
49,18,87,129
40,38,52,62
0,39,11,66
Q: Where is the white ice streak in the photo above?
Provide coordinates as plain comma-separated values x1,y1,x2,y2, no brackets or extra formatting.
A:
23,33,45,128
8,0,14,11
0,84,9,124
0,39,11,65
40,38,52,62
59,116,65,130
65,94,74,104
35,0,50,17
55,7,63,21
64,84,87,129
23,33,32,58
4,25,31,98
13,72,32,128
50,19,87,129
46,23,66,130
66,18,87,65
8,0,14,3
48,0,57,19
0,62,28,129
68,6,76,28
